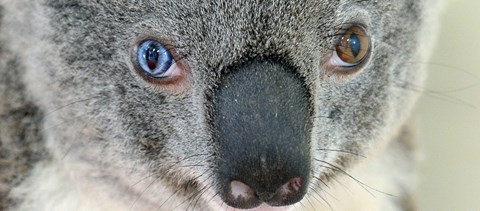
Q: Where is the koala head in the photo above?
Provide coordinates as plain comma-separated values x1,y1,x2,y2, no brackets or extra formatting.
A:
11,0,438,210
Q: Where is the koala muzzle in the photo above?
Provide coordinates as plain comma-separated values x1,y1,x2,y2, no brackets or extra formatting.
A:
213,59,311,209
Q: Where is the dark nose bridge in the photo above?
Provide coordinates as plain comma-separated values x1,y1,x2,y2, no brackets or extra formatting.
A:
213,59,311,208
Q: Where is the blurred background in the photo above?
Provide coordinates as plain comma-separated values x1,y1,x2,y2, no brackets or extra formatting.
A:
415,0,480,210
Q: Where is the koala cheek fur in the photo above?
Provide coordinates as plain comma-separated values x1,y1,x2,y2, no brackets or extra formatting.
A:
0,0,442,211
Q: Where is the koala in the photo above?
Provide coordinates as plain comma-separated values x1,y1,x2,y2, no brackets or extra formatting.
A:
0,0,441,210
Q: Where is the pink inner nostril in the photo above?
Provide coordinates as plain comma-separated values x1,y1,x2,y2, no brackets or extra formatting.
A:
288,177,303,192
225,177,306,208
230,180,256,201
276,177,304,196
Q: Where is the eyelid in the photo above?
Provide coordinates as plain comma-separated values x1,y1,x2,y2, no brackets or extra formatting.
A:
157,62,181,78
331,50,360,67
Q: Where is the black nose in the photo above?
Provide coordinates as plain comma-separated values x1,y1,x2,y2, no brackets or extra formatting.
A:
213,59,311,209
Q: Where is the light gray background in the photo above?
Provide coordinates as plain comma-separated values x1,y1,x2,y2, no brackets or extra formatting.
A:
416,1,480,210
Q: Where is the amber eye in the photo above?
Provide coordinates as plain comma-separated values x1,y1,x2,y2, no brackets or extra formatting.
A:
333,26,370,67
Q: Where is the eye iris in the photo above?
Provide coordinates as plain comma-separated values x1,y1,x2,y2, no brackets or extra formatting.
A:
137,40,173,78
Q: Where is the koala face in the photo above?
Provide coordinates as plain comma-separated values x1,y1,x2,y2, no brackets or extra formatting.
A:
10,0,435,210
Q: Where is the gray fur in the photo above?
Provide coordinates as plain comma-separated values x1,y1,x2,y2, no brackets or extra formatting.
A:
0,0,440,210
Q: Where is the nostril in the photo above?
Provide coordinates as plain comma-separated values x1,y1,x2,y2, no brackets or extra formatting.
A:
223,177,307,209
225,180,261,209
230,180,255,201
287,177,303,193
266,177,306,207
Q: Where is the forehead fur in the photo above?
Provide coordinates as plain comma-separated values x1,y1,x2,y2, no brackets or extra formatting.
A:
42,0,423,70
31,0,429,107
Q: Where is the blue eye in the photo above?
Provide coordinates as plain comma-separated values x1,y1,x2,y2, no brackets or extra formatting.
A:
137,40,173,78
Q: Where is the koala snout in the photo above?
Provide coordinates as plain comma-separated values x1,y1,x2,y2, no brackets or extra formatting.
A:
213,60,312,209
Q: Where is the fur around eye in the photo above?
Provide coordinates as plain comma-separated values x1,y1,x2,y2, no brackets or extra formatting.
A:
332,26,370,67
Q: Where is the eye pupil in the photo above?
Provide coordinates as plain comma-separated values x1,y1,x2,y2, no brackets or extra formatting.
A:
349,33,361,58
136,40,173,78
147,60,157,70
146,45,160,70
